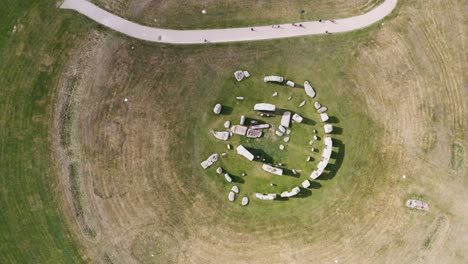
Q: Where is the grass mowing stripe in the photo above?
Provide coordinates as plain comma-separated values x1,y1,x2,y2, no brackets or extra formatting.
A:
0,0,92,262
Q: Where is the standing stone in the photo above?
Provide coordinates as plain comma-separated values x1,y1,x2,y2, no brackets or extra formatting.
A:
213,104,222,114
224,121,231,128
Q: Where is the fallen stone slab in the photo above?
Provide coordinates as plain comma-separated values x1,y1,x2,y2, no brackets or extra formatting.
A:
286,80,295,87
246,129,262,138
406,199,429,211
299,100,306,107
236,145,254,161
211,130,230,141
250,124,270,130
304,81,316,98
255,193,277,200
262,164,283,175
231,125,248,136
232,185,239,194
201,153,218,169
254,103,276,112
281,111,291,128
264,76,283,83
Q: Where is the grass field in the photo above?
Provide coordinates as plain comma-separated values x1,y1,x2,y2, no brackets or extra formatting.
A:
0,0,91,262
90,0,385,29
1,0,467,263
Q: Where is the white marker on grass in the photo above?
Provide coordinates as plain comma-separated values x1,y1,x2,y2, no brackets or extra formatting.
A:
201,9,207,14
124,98,128,102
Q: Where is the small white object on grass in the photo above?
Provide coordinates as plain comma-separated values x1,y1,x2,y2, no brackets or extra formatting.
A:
201,9,207,14
288,96,292,101
124,98,128,102
402,175,407,179
284,137,290,143
279,144,285,150
272,92,278,97
313,135,318,140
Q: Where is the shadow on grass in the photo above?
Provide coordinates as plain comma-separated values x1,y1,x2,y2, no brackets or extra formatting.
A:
301,116,316,126
330,126,343,135
282,168,300,178
220,105,233,115
295,188,312,198
247,147,274,164
231,175,245,183
328,116,340,124
319,138,345,180
308,181,322,189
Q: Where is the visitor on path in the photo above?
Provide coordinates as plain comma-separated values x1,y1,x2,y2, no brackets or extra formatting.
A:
251,28,254,31
319,19,323,22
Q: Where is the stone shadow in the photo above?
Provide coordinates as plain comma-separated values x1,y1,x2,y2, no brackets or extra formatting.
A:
294,188,312,198
327,116,340,124
282,168,300,178
220,105,233,115
308,181,322,189
330,126,343,135
247,147,275,164
301,116,316,126
230,175,245,184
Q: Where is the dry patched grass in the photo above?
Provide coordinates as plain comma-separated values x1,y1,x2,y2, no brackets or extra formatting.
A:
90,0,384,29
53,0,468,263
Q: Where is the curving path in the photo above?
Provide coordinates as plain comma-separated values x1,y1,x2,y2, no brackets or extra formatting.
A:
61,0,397,44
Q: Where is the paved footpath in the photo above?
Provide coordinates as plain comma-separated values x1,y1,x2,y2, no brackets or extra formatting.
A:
61,0,397,44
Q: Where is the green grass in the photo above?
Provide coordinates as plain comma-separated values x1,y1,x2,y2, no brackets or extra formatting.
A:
0,0,90,262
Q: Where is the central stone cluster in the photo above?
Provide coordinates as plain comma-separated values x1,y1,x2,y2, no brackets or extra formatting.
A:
200,71,335,206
